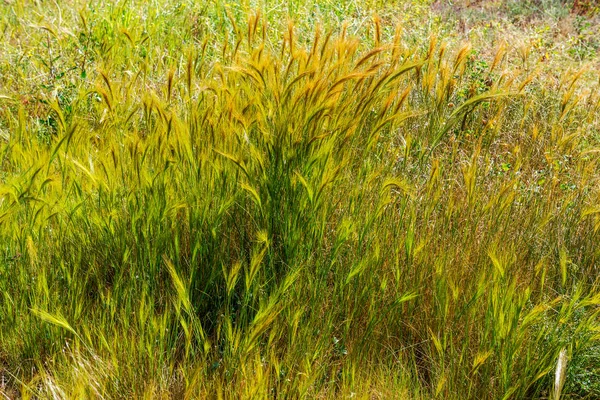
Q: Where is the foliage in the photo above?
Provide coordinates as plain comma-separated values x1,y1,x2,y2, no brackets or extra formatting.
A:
1,0,599,398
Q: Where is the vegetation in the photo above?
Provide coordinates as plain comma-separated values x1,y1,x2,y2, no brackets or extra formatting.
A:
1,0,599,398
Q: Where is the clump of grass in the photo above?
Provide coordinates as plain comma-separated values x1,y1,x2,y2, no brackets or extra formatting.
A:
1,1,600,398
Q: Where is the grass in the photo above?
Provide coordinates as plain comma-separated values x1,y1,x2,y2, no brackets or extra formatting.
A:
1,0,600,398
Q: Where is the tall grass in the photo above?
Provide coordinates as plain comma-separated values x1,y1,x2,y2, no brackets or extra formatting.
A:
1,0,600,398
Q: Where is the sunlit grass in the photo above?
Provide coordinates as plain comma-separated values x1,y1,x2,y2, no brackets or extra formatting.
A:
1,0,600,398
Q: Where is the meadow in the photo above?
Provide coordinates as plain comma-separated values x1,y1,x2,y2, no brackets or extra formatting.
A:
1,0,600,398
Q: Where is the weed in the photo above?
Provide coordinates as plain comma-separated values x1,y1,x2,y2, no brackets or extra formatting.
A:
0,1,599,399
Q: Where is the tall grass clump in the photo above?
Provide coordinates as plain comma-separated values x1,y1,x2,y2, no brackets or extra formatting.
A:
1,1,600,398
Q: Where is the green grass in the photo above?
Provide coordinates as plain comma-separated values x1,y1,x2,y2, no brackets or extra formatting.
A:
1,0,600,398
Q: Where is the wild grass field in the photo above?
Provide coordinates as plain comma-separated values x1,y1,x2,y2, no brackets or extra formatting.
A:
1,0,600,398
